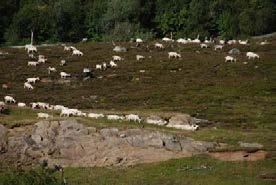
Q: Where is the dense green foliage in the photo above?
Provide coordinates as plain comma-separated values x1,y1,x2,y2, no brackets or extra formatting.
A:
0,162,61,185
0,0,275,44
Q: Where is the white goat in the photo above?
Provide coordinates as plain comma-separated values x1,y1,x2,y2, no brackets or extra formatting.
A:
26,77,40,84
17,102,26,107
260,40,269,45
60,59,66,66
219,40,225,45
88,113,104,119
24,82,34,90
227,40,237,45
162,37,174,42
102,62,107,70
27,46,37,53
37,113,52,119
239,40,248,45
167,124,199,131
48,67,57,74
125,114,141,123
136,38,143,43
72,50,83,56
28,61,39,66
60,72,71,78
96,64,102,70
154,43,164,49
246,52,260,60
177,38,188,44
112,56,123,61
107,115,125,121
225,56,236,62
200,43,208,48
168,52,181,59
214,45,224,50
64,46,71,51
38,58,47,64
4,96,16,103
136,55,145,61
110,61,117,68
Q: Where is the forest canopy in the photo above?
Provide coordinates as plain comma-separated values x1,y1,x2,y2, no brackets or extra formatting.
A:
0,0,275,45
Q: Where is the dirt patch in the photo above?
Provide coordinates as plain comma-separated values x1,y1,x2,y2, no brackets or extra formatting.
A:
209,150,267,161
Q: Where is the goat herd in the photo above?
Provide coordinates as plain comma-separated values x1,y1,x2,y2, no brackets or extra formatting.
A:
0,35,270,131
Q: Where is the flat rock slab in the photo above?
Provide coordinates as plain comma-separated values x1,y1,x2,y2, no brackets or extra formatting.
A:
0,120,218,167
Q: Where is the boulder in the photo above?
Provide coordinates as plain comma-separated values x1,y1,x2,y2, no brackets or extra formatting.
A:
228,48,241,55
163,136,182,151
180,139,217,153
239,142,263,149
100,128,119,138
168,114,196,126
113,46,127,52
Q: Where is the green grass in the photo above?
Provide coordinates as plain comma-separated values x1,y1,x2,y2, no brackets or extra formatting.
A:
61,155,276,185
1,155,274,185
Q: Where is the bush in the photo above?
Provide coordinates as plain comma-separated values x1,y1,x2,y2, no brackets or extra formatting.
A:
0,162,61,185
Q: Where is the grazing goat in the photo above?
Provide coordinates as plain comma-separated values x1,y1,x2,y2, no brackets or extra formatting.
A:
60,59,66,66
246,52,260,60
27,46,37,53
24,82,34,90
37,113,52,119
219,40,225,45
112,56,123,61
110,60,117,68
64,46,71,51
136,55,145,61
167,124,199,131
72,50,83,56
125,114,141,123
26,77,40,84
88,113,104,119
38,58,47,63
177,38,188,44
96,64,102,70
48,67,57,74
239,40,248,45
28,61,39,66
227,40,237,45
200,43,208,48
4,96,16,103
136,38,143,44
260,40,269,45
60,72,71,78
225,56,236,62
107,115,125,121
28,53,36,59
18,102,26,107
154,43,164,49
162,37,174,42
168,52,181,59
102,62,107,70
214,45,224,50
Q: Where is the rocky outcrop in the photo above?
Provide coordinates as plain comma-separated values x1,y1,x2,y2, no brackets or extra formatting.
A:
113,46,127,52
168,114,196,126
0,120,218,167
